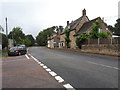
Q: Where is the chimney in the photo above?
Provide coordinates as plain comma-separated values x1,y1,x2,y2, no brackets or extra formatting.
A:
82,8,86,16
67,21,69,26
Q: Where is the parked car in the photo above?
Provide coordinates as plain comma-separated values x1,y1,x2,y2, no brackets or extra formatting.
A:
8,46,27,56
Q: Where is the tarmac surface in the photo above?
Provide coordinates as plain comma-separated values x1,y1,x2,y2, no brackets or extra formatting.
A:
2,55,65,88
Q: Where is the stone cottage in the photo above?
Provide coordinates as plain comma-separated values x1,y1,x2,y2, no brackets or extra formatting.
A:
48,9,111,49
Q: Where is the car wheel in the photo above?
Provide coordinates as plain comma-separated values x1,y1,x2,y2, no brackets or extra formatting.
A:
18,52,21,56
8,53,11,56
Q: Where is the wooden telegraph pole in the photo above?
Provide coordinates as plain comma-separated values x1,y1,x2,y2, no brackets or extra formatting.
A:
5,17,8,50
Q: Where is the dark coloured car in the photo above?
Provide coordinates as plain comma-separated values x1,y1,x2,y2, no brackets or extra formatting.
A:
8,46,27,56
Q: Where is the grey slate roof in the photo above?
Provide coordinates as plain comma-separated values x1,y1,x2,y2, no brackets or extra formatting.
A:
64,16,83,30
75,17,101,36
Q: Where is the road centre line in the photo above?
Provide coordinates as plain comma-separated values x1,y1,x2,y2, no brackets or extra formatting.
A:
25,54,30,59
87,61,119,70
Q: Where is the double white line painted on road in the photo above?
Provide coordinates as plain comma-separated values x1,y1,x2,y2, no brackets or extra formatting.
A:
87,61,119,70
29,53,76,90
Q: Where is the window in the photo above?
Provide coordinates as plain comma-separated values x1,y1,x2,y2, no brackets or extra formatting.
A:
98,28,102,33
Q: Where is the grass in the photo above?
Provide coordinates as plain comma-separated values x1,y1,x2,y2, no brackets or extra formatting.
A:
0,50,7,57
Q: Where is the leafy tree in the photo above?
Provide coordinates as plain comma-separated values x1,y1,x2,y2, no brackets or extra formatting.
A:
114,19,120,36
108,18,120,36
108,25,115,33
23,38,32,47
1,33,8,49
25,35,35,46
8,27,25,45
36,26,56,46
64,29,71,48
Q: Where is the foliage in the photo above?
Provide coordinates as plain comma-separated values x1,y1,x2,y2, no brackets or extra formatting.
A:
36,26,56,46
64,29,71,48
108,25,115,33
90,20,110,39
90,20,101,39
76,34,89,48
98,32,110,38
23,38,32,47
25,35,35,46
8,27,25,45
114,19,120,36
108,18,120,36
1,33,8,49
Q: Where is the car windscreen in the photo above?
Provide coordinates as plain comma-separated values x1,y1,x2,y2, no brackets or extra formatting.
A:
9,47,18,50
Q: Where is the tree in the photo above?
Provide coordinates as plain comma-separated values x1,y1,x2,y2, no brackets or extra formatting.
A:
23,38,32,47
114,19,120,36
8,27,25,45
25,35,35,46
108,25,115,33
1,33,8,49
108,18,120,36
36,26,56,46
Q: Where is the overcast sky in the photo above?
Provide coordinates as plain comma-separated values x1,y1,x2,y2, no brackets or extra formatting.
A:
0,0,119,38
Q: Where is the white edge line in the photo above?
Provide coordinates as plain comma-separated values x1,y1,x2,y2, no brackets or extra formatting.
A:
25,54,30,59
45,68,51,72
63,84,75,90
49,71,57,76
29,54,76,89
55,76,64,83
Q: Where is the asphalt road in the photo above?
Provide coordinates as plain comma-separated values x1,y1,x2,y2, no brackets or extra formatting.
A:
29,46,119,88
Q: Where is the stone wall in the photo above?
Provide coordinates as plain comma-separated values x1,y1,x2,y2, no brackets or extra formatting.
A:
81,44,120,56
69,30,76,49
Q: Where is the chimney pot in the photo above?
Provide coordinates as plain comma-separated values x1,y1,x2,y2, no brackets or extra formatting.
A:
82,8,86,16
67,21,69,26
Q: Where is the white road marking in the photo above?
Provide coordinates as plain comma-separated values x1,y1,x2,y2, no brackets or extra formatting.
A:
29,54,75,89
45,68,51,72
40,63,44,66
25,54,30,59
87,61,119,70
43,66,47,69
49,71,57,76
38,62,41,64
55,76,64,83
63,84,75,90
30,56,40,63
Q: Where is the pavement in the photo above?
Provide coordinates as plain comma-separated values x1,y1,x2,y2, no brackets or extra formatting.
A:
2,54,66,89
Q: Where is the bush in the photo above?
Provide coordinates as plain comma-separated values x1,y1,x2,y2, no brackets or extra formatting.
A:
76,34,89,48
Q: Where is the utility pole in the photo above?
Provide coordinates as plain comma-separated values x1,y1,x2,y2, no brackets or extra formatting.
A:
5,17,8,50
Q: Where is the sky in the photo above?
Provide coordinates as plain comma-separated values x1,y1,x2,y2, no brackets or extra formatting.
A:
0,0,119,38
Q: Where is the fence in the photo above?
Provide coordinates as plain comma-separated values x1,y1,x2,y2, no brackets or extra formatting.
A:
82,37,120,45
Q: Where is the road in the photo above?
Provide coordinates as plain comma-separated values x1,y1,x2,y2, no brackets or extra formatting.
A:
29,47,119,88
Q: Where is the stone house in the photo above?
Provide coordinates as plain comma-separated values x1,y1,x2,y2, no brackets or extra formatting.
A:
48,9,111,49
